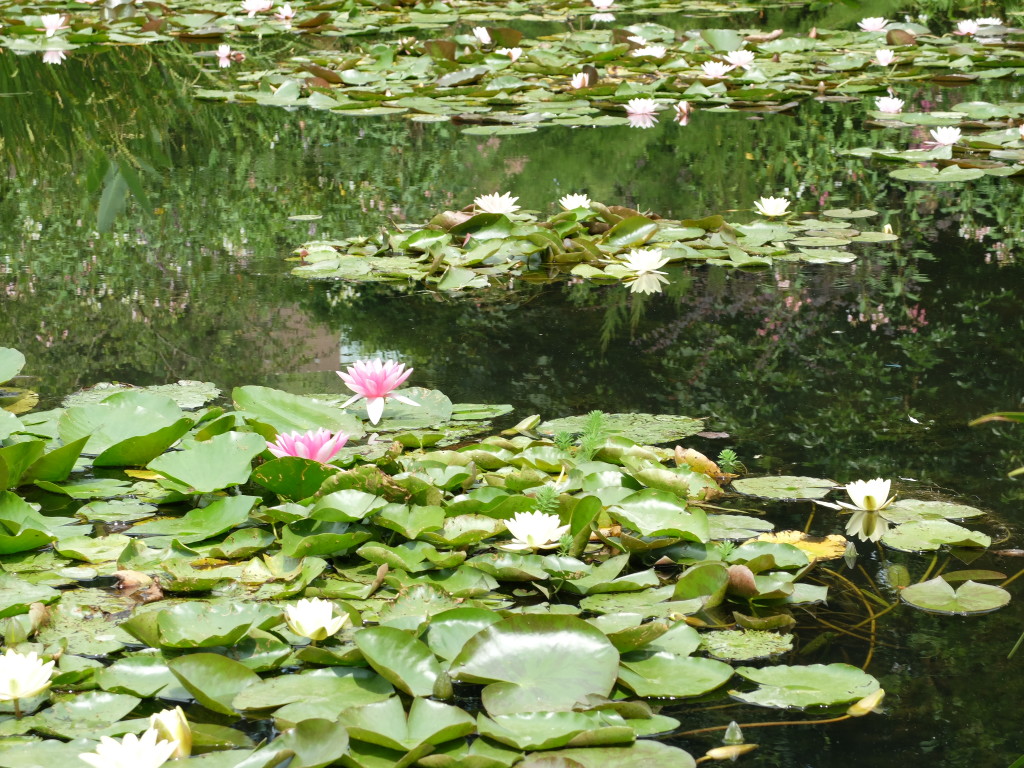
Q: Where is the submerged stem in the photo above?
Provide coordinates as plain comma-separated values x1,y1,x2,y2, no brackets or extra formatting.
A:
676,713,852,738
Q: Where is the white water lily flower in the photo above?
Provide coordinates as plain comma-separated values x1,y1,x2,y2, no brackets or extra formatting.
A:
502,511,570,551
79,729,177,768
216,44,233,68
874,49,895,66
754,196,790,217
42,49,67,65
40,13,67,37
723,49,755,69
929,126,961,145
591,0,614,7
626,34,647,46
846,510,889,542
284,597,350,642
700,61,735,78
592,12,615,21
241,0,272,16
840,478,896,512
632,45,666,58
625,97,658,117
472,26,491,45
622,248,670,294
955,19,979,35
858,17,888,31
875,96,904,113
474,192,520,214
149,707,191,759
0,649,54,702
975,17,1002,27
570,71,590,89
559,193,592,210
495,47,522,62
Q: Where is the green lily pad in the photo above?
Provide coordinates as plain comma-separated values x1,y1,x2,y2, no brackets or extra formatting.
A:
730,475,835,500
478,710,634,751
884,499,985,524
449,614,620,716
609,489,709,540
882,519,991,552
129,495,259,544
232,385,365,438
168,653,261,716
25,692,139,739
0,573,60,617
539,414,704,445
699,630,793,661
0,348,25,385
517,741,696,767
900,577,1011,615
354,626,444,697
731,663,879,709
147,432,267,492
618,654,733,698
338,697,475,752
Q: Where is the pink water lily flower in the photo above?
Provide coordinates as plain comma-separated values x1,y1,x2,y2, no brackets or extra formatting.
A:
269,428,348,463
42,50,67,65
216,44,233,67
338,359,419,424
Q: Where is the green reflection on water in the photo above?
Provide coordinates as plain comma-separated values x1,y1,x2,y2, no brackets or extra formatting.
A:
1,40,1023,766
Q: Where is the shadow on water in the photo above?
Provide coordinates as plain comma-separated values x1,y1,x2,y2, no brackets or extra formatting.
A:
1,36,1024,766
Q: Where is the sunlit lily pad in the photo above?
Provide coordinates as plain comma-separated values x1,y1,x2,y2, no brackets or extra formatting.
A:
730,475,835,500
699,629,793,661
517,741,696,767
882,520,991,552
900,577,1010,615
450,614,620,715
884,499,984,524
730,663,879,709
539,413,704,445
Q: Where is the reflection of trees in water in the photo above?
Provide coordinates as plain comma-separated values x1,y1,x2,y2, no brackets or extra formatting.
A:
1,43,1022,502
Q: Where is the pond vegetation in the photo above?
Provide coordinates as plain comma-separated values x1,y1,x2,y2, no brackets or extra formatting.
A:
1,0,1024,766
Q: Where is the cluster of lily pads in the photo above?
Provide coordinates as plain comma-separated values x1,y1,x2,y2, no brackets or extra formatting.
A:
288,194,898,289
848,99,1024,183
183,14,1024,132
0,344,1014,766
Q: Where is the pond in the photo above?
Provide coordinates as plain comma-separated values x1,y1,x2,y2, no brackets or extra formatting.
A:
1,2,1024,767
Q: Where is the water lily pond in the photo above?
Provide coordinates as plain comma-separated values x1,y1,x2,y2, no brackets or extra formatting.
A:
2,0,1024,766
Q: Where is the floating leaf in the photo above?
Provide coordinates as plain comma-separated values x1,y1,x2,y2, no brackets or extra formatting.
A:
900,577,1010,615
731,663,879,709
730,475,835,500
450,614,620,716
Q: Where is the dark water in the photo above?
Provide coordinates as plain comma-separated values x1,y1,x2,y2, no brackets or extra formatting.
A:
2,42,1024,766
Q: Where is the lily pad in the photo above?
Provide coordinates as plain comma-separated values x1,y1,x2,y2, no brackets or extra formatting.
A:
882,520,991,552
450,614,620,716
730,663,879,709
699,630,793,661
900,577,1011,615
730,475,835,500
539,414,704,445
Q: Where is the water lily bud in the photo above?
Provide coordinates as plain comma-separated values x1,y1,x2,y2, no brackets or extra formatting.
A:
723,720,744,745
149,706,191,758
847,688,885,716
704,744,759,760
726,564,759,597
